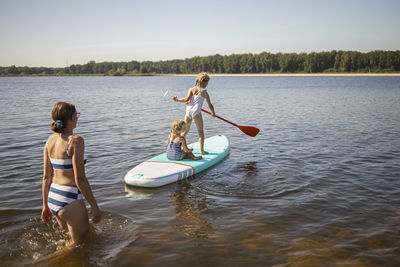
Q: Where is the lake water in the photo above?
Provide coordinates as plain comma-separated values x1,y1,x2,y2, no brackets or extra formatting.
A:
0,76,399,266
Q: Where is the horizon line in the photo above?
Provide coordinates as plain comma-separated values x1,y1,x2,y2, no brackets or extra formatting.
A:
2,49,400,68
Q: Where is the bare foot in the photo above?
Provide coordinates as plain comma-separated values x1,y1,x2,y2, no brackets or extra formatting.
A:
193,156,202,160
201,151,208,155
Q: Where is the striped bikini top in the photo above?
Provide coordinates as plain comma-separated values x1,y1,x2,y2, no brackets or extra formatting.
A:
50,136,87,170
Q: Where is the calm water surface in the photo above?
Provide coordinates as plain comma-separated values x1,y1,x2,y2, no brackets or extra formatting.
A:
0,76,399,266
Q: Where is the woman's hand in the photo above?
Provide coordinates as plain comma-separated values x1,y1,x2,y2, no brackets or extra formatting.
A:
41,206,52,224
91,206,102,224
172,96,179,102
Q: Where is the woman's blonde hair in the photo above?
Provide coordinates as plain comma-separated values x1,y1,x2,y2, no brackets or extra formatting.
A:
50,102,76,133
170,119,186,135
195,72,210,87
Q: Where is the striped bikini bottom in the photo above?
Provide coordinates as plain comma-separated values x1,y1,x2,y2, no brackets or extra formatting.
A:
48,183,83,214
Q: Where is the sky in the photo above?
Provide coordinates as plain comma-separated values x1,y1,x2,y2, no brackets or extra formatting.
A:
0,0,399,67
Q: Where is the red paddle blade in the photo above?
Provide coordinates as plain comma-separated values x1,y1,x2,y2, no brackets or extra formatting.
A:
238,125,260,137
201,109,260,137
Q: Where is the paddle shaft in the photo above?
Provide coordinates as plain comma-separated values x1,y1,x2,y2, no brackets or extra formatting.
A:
201,109,238,127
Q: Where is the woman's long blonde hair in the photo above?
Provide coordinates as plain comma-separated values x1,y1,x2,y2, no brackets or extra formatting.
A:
195,72,210,87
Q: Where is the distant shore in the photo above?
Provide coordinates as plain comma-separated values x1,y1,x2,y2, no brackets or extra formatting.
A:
164,73,400,77
1,73,400,77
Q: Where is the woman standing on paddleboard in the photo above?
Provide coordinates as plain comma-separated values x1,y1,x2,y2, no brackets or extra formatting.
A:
41,102,101,244
173,72,215,155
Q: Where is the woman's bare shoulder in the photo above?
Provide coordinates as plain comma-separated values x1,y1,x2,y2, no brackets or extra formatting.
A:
69,135,84,149
71,134,84,143
45,133,57,145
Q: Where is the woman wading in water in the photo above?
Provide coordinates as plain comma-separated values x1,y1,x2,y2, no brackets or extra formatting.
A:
41,102,101,244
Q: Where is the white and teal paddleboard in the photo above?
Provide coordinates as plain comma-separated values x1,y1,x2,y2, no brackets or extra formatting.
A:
125,134,230,187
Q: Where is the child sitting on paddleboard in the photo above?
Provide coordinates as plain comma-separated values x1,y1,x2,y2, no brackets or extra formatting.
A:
167,119,202,161
173,72,215,155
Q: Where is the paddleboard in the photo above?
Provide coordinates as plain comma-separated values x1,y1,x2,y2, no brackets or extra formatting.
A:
125,134,230,187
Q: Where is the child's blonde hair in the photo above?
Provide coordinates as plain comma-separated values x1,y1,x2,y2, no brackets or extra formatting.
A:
171,119,186,135
195,72,210,87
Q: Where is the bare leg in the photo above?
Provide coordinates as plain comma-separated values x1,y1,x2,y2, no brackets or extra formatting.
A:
183,115,192,137
182,150,202,160
184,115,194,151
193,113,208,155
58,200,90,244
54,214,68,233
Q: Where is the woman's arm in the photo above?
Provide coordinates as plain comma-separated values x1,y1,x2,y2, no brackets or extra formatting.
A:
71,136,101,223
41,141,53,224
204,91,215,116
173,88,193,103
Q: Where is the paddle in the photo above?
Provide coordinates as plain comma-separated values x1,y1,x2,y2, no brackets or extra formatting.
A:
201,109,260,137
164,90,260,137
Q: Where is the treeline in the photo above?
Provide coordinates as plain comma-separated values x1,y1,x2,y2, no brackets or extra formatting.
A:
1,50,400,76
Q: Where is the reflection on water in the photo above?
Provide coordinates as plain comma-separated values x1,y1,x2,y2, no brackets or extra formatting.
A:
124,185,154,201
233,161,259,178
169,182,213,239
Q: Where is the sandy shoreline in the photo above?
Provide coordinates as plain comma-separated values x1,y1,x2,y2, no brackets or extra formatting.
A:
164,73,400,77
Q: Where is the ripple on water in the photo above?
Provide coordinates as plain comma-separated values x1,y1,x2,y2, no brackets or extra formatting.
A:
196,157,311,199
0,209,138,266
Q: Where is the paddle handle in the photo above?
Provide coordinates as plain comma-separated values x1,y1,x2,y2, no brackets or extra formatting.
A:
201,109,238,127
